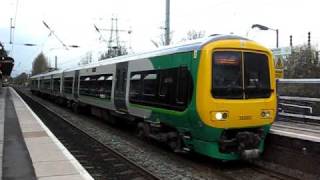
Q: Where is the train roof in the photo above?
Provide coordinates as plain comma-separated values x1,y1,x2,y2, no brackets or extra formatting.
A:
31,34,249,78
31,69,64,79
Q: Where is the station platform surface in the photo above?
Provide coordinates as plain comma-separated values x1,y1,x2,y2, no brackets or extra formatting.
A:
0,87,93,180
271,120,320,143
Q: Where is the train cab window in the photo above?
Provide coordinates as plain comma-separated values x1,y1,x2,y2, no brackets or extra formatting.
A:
212,51,243,99
143,73,157,96
243,52,271,98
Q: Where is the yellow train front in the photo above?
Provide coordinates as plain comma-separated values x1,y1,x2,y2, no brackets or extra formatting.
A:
192,36,277,160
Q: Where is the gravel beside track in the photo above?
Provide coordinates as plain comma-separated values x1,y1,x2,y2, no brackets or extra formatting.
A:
17,88,298,180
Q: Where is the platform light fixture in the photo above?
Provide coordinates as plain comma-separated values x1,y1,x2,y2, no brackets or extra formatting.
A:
252,24,279,48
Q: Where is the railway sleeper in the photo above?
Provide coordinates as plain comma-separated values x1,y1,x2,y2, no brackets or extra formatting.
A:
90,106,117,125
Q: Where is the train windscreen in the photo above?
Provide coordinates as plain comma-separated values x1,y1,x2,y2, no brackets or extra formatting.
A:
243,52,271,98
212,51,243,99
212,51,271,99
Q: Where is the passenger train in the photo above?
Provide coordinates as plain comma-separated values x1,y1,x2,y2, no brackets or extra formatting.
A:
30,35,277,160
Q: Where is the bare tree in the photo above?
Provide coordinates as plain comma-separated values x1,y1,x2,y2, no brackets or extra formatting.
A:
278,44,320,98
14,72,28,86
151,31,172,48
181,30,205,42
284,44,320,78
32,52,49,75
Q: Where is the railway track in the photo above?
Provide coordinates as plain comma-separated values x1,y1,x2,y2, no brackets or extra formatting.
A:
16,88,307,180
16,89,159,180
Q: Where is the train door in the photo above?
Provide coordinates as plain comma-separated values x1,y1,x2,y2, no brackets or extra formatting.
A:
114,62,128,112
73,70,79,99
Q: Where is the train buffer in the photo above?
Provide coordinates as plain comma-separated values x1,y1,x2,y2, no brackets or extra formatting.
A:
0,87,93,180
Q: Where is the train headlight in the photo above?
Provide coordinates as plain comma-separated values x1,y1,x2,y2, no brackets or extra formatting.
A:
212,111,228,121
261,110,272,119
215,112,223,120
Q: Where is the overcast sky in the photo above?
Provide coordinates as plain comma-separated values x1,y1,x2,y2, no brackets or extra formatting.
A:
1,0,320,76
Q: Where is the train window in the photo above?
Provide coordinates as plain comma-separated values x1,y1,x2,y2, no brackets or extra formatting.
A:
212,51,243,99
53,78,60,92
130,67,193,111
176,66,188,104
63,77,73,94
96,75,105,98
106,76,113,80
243,52,271,99
89,76,97,96
43,79,51,91
104,75,113,99
79,74,112,99
98,76,105,81
92,68,96,72
159,71,173,97
143,73,157,96
80,76,89,95
129,73,142,100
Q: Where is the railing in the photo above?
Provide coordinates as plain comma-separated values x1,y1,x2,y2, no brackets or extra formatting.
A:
278,78,320,84
277,79,320,123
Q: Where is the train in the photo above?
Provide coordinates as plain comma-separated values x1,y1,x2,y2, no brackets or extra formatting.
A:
0,56,14,87
30,34,277,160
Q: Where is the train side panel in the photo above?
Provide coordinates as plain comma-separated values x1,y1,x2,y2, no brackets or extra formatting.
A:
77,64,116,110
126,52,196,142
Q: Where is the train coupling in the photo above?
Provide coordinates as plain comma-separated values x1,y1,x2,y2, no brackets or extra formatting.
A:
241,149,260,159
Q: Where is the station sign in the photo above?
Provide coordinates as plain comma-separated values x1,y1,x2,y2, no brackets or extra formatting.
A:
271,47,292,79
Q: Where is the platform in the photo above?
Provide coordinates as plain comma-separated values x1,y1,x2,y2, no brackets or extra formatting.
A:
271,121,320,143
0,87,93,180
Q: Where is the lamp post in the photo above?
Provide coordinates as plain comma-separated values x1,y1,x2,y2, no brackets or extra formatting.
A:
252,24,279,48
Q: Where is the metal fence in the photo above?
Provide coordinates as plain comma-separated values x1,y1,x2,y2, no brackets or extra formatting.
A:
277,79,320,123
